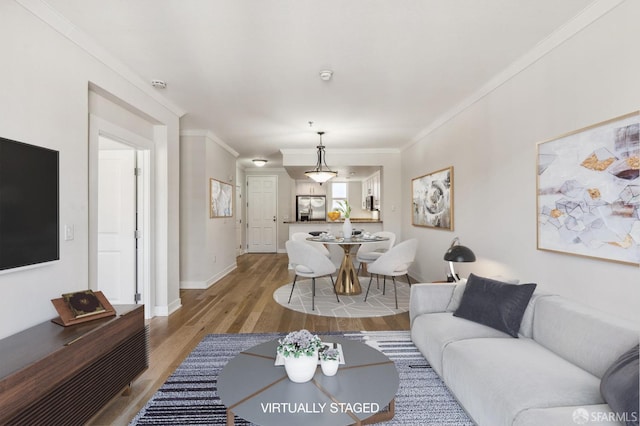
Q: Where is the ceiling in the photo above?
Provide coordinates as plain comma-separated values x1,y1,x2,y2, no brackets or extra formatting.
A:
46,0,591,172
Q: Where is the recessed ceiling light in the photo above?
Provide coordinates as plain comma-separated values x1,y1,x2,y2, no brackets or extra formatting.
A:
319,70,333,81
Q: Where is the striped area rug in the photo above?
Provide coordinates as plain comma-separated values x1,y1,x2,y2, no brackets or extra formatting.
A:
130,331,472,425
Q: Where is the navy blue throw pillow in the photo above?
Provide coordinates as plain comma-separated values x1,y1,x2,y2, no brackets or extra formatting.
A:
453,274,536,337
600,344,639,426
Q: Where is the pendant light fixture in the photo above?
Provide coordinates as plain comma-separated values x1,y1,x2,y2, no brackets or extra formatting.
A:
305,131,337,184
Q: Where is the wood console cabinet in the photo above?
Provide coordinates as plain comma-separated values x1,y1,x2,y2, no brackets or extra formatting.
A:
0,305,147,425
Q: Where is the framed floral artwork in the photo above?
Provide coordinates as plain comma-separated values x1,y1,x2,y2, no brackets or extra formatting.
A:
411,166,453,230
536,111,639,265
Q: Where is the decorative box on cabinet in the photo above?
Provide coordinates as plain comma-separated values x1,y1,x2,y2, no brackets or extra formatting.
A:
0,305,148,425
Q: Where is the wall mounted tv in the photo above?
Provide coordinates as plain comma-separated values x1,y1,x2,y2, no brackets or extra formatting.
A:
0,137,59,271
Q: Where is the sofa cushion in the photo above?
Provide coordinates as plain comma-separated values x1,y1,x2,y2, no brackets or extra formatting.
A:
410,312,510,376
445,280,467,312
599,344,639,426
409,283,456,325
533,296,640,378
453,274,536,337
518,292,554,338
442,338,604,426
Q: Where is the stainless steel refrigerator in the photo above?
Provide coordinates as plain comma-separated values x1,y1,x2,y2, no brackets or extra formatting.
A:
296,196,326,221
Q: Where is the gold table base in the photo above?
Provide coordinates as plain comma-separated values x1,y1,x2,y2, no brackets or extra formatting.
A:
335,243,361,295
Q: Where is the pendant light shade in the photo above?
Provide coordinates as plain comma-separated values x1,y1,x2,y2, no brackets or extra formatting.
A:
305,131,337,184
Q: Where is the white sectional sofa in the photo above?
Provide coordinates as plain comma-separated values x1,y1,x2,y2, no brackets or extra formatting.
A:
409,280,639,426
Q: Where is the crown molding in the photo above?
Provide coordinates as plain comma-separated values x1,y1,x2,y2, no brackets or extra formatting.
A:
16,0,186,117
405,0,625,150
180,129,239,157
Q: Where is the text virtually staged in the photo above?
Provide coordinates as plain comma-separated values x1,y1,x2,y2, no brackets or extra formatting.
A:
260,402,381,415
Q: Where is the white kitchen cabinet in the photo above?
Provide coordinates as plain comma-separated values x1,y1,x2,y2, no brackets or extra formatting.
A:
296,180,326,195
361,171,381,209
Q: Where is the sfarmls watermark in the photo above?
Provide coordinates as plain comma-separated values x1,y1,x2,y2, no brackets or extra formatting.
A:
572,408,638,424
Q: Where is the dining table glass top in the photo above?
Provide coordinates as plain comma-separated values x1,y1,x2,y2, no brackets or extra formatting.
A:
307,234,388,244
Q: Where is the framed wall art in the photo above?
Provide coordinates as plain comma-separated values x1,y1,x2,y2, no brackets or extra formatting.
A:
536,111,640,265
210,178,233,218
412,166,453,230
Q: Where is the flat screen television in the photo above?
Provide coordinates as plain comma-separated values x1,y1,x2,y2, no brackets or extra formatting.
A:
0,137,59,271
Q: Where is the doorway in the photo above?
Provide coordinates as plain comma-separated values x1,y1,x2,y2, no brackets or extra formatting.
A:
97,137,137,304
247,175,278,253
235,183,243,256
89,116,152,312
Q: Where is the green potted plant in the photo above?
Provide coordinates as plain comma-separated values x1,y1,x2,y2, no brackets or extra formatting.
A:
319,346,340,376
277,329,322,383
336,200,351,219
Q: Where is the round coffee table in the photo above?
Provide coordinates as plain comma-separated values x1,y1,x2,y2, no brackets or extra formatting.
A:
218,336,399,426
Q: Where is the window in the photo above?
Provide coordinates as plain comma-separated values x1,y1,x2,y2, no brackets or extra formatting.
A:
331,182,348,213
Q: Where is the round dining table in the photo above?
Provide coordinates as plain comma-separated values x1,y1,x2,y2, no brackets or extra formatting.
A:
307,235,389,295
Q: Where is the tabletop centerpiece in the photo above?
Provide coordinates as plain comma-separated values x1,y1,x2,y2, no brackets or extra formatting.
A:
336,200,352,238
277,329,323,383
327,210,341,221
319,346,340,376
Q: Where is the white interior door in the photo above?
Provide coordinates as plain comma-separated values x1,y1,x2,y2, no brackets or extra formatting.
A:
247,175,277,253
97,137,136,304
236,184,243,256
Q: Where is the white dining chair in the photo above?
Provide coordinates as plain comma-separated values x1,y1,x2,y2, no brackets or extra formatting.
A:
286,240,340,311
356,231,396,275
364,238,417,309
291,232,331,258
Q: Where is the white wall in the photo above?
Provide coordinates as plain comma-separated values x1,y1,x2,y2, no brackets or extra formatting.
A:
402,0,640,323
180,132,238,288
0,1,181,338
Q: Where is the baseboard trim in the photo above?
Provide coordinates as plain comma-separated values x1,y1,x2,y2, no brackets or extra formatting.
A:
180,262,237,290
154,297,182,317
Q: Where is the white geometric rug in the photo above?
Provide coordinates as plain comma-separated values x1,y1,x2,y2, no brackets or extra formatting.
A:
273,276,410,317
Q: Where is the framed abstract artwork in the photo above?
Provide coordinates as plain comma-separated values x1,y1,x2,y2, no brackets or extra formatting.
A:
412,166,453,230
536,111,640,265
210,178,233,218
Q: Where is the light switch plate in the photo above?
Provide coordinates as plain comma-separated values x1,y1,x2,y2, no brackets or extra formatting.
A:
64,224,74,241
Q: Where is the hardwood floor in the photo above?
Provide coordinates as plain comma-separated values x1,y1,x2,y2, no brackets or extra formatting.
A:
88,253,411,425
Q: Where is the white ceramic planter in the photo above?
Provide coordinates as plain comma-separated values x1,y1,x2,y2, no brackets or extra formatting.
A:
283,351,318,383
320,359,339,376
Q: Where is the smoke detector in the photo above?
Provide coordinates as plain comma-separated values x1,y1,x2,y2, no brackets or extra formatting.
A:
319,70,333,81
151,79,167,89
